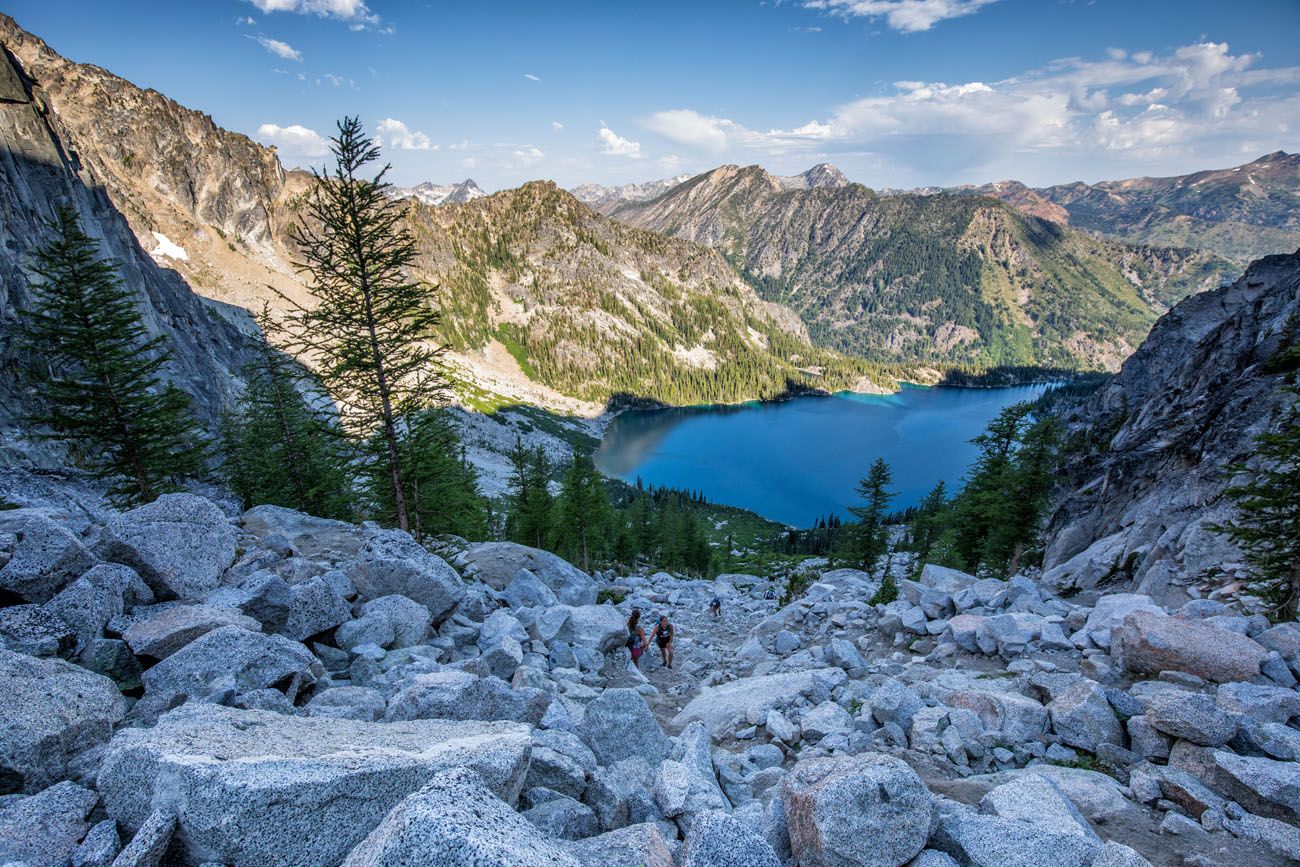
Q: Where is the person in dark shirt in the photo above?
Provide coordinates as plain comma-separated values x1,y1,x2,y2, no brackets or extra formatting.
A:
648,613,676,669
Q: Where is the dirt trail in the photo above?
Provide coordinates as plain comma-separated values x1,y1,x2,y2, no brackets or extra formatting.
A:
606,596,777,732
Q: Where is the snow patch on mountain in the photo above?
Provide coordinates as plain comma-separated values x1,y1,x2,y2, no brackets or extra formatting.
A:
150,231,188,261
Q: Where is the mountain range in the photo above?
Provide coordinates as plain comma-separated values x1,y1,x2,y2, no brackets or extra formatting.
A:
569,175,693,213
611,164,1235,370
947,151,1300,264
0,16,886,420
572,163,850,214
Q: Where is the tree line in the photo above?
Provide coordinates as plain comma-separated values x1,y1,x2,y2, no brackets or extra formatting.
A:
502,441,716,576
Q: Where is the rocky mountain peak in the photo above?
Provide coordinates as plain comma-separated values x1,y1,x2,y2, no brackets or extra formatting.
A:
568,174,693,213
778,163,850,190
0,18,265,462
391,178,486,207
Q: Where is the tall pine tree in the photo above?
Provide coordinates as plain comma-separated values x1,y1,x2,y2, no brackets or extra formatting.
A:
849,457,894,574
270,117,445,534
1214,385,1300,621
19,206,206,504
987,414,1061,575
556,450,611,573
951,402,1032,572
505,439,555,549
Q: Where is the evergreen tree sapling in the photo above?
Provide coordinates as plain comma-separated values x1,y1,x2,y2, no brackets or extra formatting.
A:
220,323,352,519
270,117,445,534
1214,385,1300,621
19,206,206,504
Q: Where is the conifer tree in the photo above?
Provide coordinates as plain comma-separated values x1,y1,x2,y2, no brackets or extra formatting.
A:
19,206,206,504
372,410,489,541
556,450,611,572
951,402,1032,571
505,439,555,549
945,402,1061,576
986,415,1061,575
271,117,444,534
1214,385,1300,621
220,326,352,519
908,480,949,567
849,457,894,574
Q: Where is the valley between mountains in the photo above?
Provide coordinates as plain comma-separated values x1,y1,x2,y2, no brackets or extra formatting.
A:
2,9,1300,867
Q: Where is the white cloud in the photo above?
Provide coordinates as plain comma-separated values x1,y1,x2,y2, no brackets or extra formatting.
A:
643,110,731,153
552,121,564,131
247,0,378,25
236,16,257,26
644,109,832,155
375,118,433,150
599,127,643,158
512,146,545,166
524,73,541,81
256,123,330,158
641,41,1300,185
249,35,301,61
803,0,999,33
318,73,355,88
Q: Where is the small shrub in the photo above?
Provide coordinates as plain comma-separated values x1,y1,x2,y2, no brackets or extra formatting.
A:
869,573,899,605
596,587,627,606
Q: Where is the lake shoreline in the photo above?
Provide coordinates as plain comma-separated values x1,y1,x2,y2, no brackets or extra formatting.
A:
595,373,1074,433
594,381,1056,528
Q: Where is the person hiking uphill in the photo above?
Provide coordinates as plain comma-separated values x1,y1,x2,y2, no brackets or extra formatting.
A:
708,596,721,619
648,613,676,669
626,608,647,669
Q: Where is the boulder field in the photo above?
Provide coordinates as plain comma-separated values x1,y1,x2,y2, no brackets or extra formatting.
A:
1,476,1298,866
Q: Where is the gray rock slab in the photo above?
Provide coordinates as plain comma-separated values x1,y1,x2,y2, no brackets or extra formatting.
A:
0,649,126,792
97,704,532,867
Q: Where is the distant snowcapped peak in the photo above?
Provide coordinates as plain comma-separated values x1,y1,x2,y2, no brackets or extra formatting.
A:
391,179,487,206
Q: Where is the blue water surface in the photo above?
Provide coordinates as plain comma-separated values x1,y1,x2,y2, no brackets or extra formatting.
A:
593,384,1050,527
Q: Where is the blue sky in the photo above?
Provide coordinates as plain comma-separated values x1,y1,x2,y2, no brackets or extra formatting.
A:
8,1,1300,191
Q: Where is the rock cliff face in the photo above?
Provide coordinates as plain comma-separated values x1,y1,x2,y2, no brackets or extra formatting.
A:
1042,250,1300,605
0,14,302,317
0,22,264,465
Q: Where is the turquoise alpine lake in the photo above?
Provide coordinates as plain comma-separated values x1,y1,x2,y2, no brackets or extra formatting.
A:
594,383,1052,528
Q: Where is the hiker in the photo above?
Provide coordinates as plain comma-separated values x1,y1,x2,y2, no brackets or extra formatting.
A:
648,613,676,669
626,608,647,668
708,596,721,619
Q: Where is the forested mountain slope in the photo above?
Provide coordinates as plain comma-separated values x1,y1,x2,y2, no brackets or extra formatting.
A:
402,181,889,404
613,164,1234,371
